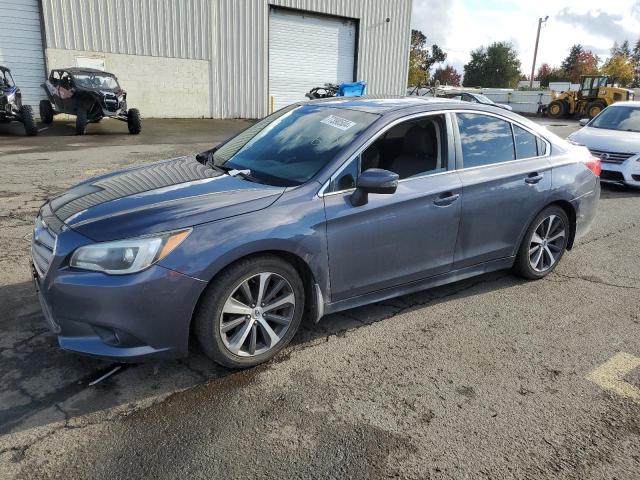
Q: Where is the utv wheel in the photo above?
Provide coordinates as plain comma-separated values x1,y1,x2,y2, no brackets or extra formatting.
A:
75,109,87,135
513,206,569,280
39,100,54,125
127,108,141,135
587,100,606,119
547,100,567,119
20,105,37,136
194,255,305,368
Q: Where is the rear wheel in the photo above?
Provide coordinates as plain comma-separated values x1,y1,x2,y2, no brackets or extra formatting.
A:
39,100,54,125
547,100,567,119
20,105,37,136
75,109,87,135
588,100,606,119
513,206,569,280
194,255,305,368
127,108,141,135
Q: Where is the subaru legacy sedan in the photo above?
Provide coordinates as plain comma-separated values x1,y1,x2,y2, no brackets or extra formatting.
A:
567,101,640,188
31,97,600,368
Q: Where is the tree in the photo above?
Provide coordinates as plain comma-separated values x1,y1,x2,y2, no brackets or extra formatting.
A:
432,65,462,86
602,54,635,86
562,45,584,72
462,42,521,88
536,63,551,85
632,38,640,87
620,40,631,58
407,29,447,86
610,41,620,57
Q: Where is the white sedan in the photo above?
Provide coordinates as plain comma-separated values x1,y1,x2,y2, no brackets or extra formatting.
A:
567,101,640,188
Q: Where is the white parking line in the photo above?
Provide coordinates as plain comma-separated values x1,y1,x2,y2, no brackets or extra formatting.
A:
586,352,640,404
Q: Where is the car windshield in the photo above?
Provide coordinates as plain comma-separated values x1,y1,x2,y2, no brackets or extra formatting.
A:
213,105,379,186
472,94,494,104
72,73,119,90
590,106,640,133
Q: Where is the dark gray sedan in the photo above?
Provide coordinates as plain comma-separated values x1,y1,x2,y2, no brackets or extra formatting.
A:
31,97,600,368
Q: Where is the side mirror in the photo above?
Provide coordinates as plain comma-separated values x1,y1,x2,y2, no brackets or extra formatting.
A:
579,118,589,127
350,168,398,207
196,146,218,165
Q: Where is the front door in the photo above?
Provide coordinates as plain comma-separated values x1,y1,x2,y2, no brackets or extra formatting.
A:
323,113,463,302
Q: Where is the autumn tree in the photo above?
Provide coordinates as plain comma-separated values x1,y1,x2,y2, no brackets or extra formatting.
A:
432,65,462,86
602,54,635,86
463,42,521,88
407,29,447,86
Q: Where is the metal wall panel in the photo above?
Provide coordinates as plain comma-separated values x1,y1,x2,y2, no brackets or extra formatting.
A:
212,0,412,118
41,0,210,59
0,0,47,107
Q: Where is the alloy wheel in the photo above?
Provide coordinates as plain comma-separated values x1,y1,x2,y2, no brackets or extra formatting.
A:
219,272,295,357
529,214,566,272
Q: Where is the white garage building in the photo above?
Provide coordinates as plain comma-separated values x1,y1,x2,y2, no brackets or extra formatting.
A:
0,0,412,118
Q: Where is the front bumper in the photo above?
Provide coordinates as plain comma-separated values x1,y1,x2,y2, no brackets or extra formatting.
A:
600,157,640,187
33,260,207,362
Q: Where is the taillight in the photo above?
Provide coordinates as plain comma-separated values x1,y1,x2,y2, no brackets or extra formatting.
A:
584,156,601,177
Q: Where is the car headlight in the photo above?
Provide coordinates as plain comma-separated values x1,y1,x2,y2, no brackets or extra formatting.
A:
70,229,191,275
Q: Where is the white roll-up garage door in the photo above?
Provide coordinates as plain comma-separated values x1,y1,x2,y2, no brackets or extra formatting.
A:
0,0,46,109
268,8,356,112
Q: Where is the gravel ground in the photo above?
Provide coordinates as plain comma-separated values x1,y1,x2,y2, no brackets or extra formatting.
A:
1,117,639,479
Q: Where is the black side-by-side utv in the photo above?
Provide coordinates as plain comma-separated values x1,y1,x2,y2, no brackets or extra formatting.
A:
40,68,141,135
0,66,38,136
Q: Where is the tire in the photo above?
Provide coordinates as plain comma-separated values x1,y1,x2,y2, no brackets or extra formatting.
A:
513,206,569,280
587,100,606,119
39,100,54,125
547,100,566,119
20,105,38,136
127,108,141,135
194,255,305,368
75,109,87,135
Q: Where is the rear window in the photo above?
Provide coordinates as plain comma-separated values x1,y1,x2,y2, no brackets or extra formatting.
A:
214,105,379,186
456,113,515,167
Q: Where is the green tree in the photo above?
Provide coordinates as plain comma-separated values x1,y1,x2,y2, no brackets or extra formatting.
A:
561,45,584,73
407,29,447,86
620,40,631,58
432,65,462,86
462,42,521,88
561,45,599,83
602,54,635,86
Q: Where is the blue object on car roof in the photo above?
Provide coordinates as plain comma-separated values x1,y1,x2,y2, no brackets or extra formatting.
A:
337,81,366,97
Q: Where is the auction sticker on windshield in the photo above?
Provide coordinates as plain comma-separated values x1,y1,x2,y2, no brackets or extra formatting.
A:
321,115,357,131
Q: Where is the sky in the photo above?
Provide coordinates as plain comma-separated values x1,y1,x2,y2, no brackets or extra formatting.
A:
411,0,640,76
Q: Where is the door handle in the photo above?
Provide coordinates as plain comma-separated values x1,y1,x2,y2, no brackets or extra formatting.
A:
525,172,544,184
433,192,460,206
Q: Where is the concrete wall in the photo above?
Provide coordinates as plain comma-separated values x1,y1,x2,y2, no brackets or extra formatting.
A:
45,48,210,118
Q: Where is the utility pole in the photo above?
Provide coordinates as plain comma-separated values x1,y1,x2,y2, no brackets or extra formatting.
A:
530,16,549,88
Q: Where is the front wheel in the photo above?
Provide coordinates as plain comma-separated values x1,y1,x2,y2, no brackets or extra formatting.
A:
194,255,305,368
127,108,141,135
588,100,606,119
75,109,87,135
547,100,567,119
20,105,37,136
513,206,569,280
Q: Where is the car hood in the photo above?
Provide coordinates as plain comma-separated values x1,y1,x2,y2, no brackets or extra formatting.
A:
569,127,640,154
48,156,285,241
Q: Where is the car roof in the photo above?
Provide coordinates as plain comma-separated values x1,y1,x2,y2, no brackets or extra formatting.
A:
55,68,116,76
606,101,640,108
305,95,458,114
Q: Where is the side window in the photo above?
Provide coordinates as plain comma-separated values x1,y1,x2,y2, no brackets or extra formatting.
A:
456,113,515,168
513,125,538,159
536,137,547,156
328,156,359,192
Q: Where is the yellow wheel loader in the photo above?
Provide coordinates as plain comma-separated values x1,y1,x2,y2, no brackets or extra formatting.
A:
547,75,634,119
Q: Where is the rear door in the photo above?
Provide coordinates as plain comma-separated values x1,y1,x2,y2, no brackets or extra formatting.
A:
452,112,552,269
323,112,463,302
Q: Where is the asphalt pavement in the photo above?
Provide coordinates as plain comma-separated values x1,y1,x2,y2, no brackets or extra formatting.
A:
1,116,639,479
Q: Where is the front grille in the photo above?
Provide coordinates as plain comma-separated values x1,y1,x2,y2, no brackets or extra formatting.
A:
589,149,635,164
31,210,59,278
600,170,625,182
103,93,119,112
